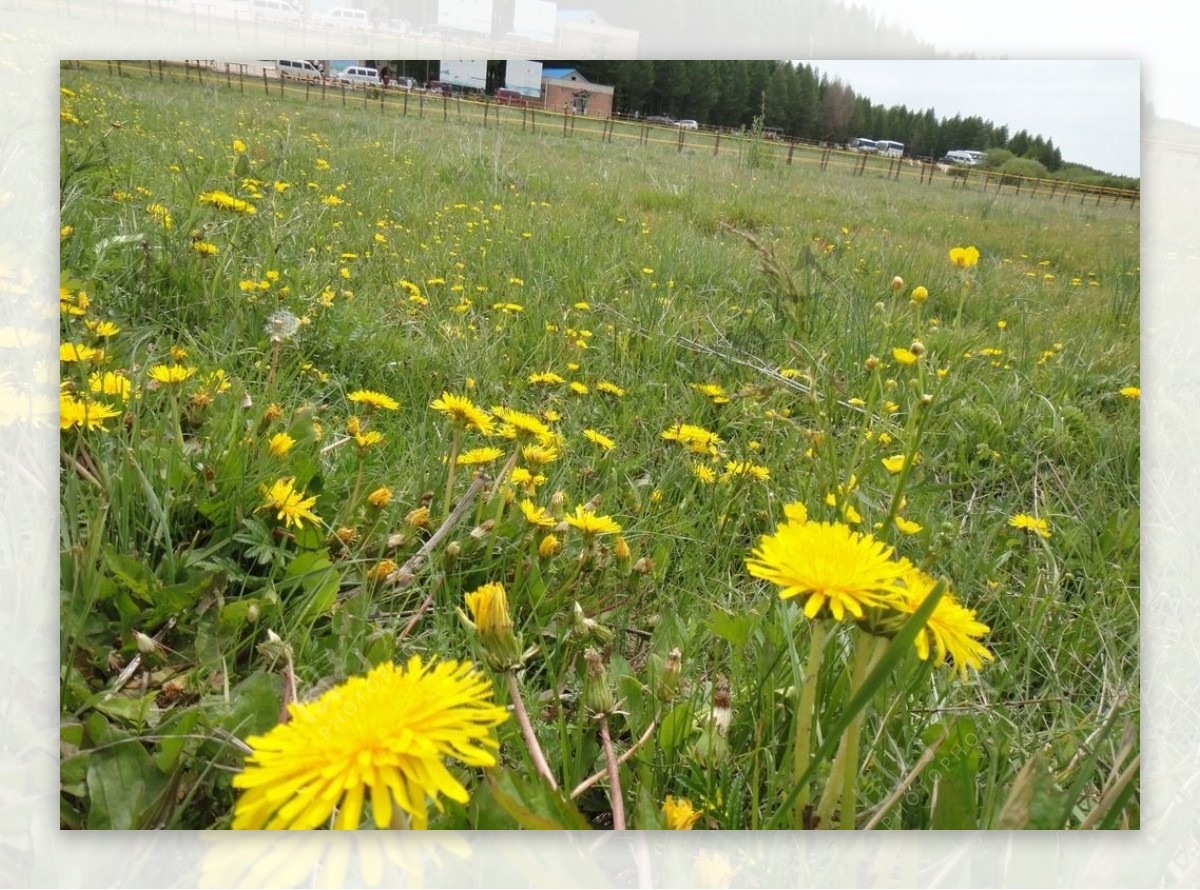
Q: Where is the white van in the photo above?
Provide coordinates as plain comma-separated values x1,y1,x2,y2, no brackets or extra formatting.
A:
334,66,380,87
875,140,904,158
250,0,302,24
945,150,979,166
276,59,323,81
320,6,369,28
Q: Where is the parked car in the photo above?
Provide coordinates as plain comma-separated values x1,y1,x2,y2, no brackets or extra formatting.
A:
645,115,673,125
250,0,303,24
319,6,368,28
334,66,380,87
674,119,698,130
493,88,529,107
276,59,323,82
425,81,452,97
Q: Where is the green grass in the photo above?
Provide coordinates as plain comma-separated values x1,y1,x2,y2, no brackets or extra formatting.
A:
59,61,1139,831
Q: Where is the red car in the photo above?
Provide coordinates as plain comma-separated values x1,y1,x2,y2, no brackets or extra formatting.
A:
493,88,529,107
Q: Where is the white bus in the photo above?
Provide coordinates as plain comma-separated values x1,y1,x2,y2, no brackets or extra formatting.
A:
875,140,904,158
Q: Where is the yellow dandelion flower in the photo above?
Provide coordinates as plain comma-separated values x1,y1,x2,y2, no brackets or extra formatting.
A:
199,189,257,214
565,504,622,537
348,389,399,411
910,285,929,303
691,383,730,405
583,429,615,451
528,371,566,386
60,393,121,431
232,656,508,830
258,477,321,530
88,371,131,401
894,516,923,535
892,346,918,366
661,422,722,456
1009,513,1051,539
521,443,560,466
60,343,104,363
268,431,295,457
693,463,717,484
367,486,394,508
1119,386,1139,400
538,534,562,558
492,406,551,443
149,365,197,385
367,559,399,585
720,460,770,483
457,446,505,466
893,567,994,680
519,499,556,529
662,795,703,830
746,520,907,621
431,392,494,434
948,245,980,268
783,502,808,524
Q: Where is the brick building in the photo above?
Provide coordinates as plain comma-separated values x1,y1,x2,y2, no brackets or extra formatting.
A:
540,67,614,118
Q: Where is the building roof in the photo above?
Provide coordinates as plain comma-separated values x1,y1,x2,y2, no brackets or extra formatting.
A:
542,67,583,81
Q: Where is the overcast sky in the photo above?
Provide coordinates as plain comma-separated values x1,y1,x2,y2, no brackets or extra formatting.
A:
809,59,1141,177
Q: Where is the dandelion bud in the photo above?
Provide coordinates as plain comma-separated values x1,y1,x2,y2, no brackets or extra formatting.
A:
571,602,614,645
464,582,525,671
614,535,631,561
550,489,566,510
919,393,935,410
909,340,926,356
582,648,616,718
470,520,495,540
246,603,260,623
657,647,683,703
891,275,905,290
911,285,929,304
874,301,886,313
864,355,881,371
539,534,561,558
633,556,654,575
405,506,431,529
446,541,461,559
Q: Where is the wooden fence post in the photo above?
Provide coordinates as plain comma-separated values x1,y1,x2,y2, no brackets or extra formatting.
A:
714,131,721,157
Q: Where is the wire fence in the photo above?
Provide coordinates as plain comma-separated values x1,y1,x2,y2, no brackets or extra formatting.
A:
73,60,1141,209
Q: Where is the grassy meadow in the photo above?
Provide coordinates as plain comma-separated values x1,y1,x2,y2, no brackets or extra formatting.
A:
59,62,1140,831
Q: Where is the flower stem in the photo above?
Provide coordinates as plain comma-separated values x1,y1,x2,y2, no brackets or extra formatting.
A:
598,715,626,830
815,631,881,829
442,428,461,518
792,620,827,826
505,670,557,790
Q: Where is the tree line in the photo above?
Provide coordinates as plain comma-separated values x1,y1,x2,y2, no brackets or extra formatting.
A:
554,60,1136,189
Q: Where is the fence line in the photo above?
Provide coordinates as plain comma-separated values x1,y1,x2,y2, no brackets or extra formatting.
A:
72,60,1141,209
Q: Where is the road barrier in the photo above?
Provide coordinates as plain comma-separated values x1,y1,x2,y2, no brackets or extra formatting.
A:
73,60,1140,209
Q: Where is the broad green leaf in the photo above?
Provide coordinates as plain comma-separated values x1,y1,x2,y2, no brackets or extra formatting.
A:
923,717,981,829
102,547,156,603
216,670,284,739
155,708,203,772
86,737,167,829
707,608,757,648
657,702,694,755
483,768,592,830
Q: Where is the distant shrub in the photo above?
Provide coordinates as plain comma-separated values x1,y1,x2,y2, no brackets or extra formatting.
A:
998,157,1048,185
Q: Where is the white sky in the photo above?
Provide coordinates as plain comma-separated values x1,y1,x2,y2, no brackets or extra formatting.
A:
819,0,1195,176
808,60,1141,177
